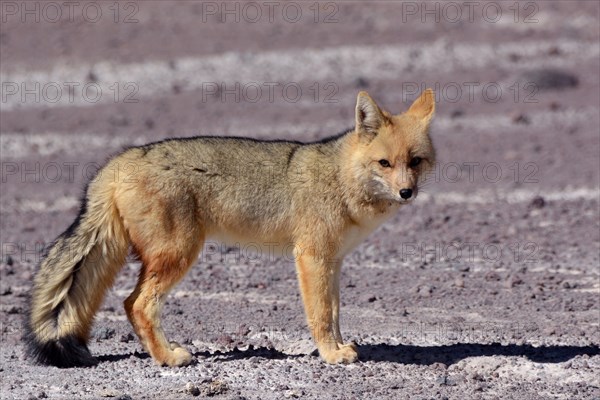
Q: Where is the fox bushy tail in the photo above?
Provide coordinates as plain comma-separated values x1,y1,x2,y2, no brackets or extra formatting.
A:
26,178,129,368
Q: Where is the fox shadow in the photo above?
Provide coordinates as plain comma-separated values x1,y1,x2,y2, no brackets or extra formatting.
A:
356,342,599,365
97,344,302,364
98,342,599,365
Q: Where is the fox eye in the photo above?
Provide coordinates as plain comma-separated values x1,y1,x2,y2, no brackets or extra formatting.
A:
409,157,422,168
378,159,391,168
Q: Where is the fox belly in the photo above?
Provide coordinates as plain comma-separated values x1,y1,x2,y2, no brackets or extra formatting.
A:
206,229,296,261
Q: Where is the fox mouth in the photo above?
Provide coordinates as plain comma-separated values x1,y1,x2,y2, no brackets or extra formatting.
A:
398,197,415,203
368,176,418,203
376,190,418,204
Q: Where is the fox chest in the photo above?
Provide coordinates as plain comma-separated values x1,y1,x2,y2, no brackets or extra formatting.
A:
337,208,397,258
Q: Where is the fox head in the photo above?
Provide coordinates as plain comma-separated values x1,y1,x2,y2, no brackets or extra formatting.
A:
347,89,436,204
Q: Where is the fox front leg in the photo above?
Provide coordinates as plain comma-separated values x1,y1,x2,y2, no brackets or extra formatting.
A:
331,260,358,353
295,253,358,364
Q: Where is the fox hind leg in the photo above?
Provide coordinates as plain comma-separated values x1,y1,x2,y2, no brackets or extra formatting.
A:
124,236,203,367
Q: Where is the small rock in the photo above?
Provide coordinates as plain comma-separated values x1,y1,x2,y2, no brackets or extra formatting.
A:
505,275,523,288
520,69,578,91
484,271,501,281
454,278,464,288
185,382,200,396
201,380,228,397
368,296,377,303
216,334,234,346
94,327,116,341
1,287,12,296
450,109,464,119
511,113,530,125
529,196,546,209
435,375,456,386
284,389,302,398
548,46,561,56
87,71,98,82
7,306,21,314
119,333,135,343
237,324,251,336
355,77,370,88
418,285,433,297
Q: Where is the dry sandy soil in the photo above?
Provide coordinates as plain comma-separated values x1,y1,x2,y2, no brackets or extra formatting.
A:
1,1,599,399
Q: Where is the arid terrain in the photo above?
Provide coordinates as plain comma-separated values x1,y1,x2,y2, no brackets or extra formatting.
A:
1,1,599,399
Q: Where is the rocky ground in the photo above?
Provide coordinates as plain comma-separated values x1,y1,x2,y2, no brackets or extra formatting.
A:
1,1,599,399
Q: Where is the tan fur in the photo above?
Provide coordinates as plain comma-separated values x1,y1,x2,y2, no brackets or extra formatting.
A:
30,170,129,345
29,90,435,366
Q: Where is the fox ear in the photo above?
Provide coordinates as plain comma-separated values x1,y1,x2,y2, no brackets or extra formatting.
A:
407,89,435,123
355,91,385,138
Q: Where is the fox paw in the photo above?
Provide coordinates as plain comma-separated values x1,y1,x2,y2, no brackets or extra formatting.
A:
158,342,192,367
320,344,359,364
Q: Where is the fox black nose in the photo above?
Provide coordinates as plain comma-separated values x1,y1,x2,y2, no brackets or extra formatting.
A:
399,188,413,199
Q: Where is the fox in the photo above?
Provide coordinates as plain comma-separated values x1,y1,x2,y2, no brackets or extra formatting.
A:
26,89,436,368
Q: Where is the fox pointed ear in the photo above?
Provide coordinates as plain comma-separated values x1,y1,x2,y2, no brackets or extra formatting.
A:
407,89,435,123
355,91,385,138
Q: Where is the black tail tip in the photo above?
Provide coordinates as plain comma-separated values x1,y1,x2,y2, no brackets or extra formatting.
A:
25,334,97,368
